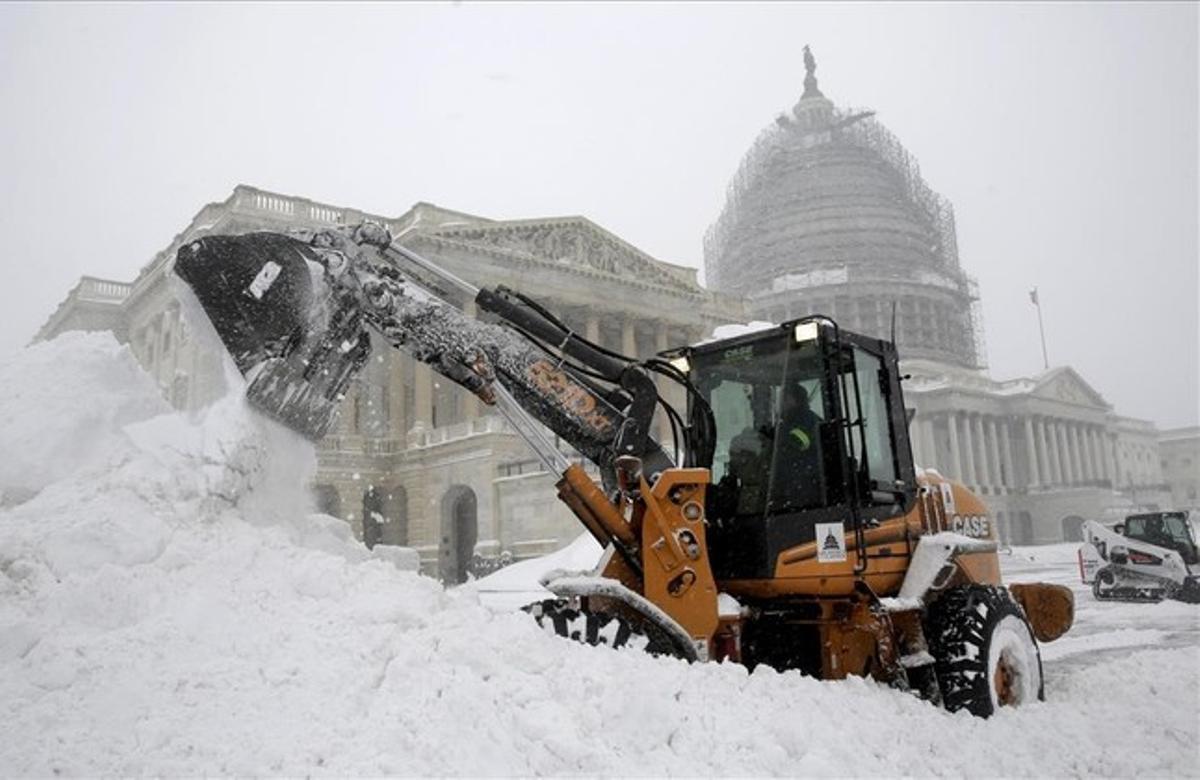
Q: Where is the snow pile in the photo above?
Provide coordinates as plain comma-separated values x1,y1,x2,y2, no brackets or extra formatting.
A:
471,532,603,610
0,332,169,503
1,334,1198,776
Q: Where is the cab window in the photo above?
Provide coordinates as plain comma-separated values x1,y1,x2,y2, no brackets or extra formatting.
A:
696,334,835,518
839,346,900,502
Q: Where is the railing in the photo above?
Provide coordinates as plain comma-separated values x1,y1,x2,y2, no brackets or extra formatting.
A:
316,435,406,455
310,205,343,223
233,185,385,228
76,276,132,303
249,192,296,216
406,414,512,448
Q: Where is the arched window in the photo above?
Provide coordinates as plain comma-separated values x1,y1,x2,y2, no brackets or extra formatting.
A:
1013,512,1034,545
1060,515,1086,542
312,484,342,518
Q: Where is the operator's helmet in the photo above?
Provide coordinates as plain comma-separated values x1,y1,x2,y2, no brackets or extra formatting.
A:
784,382,813,416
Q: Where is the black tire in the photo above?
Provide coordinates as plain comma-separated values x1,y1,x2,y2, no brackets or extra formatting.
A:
927,585,1045,717
523,598,667,654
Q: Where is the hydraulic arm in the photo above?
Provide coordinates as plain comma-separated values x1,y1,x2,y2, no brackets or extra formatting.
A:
175,223,677,473
173,220,703,576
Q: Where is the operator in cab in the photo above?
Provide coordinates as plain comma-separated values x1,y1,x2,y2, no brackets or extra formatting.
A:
769,382,825,510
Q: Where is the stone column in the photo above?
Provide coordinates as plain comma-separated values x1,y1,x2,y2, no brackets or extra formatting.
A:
987,418,1004,492
1033,417,1049,485
1091,428,1108,480
961,414,978,488
1070,425,1084,481
1068,424,1084,484
972,414,990,490
946,413,963,482
1023,416,1040,488
1076,425,1093,482
911,417,927,467
1000,419,1016,492
621,318,638,358
1105,433,1119,484
1089,426,1103,481
160,310,175,390
922,418,939,472
1047,421,1061,484
1068,423,1082,484
387,351,406,438
585,315,601,347
1055,422,1073,485
413,363,434,431
1043,419,1061,486
1059,420,1074,484
1078,427,1090,483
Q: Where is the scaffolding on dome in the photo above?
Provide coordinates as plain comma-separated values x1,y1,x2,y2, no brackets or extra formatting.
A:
704,106,963,285
703,102,987,370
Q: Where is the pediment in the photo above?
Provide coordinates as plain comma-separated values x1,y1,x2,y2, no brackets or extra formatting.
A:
1031,367,1109,409
426,218,701,294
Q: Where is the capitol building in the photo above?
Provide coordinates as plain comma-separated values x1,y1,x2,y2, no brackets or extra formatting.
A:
38,53,1188,578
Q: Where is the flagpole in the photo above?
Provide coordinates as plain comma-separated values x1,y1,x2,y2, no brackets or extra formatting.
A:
1030,286,1049,370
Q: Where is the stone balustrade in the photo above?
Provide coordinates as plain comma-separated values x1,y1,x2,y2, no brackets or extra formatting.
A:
76,276,132,303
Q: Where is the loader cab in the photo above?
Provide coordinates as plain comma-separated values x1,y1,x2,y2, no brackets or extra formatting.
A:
679,317,917,580
1124,512,1198,565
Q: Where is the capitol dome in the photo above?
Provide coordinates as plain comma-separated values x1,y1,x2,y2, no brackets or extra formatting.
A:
704,48,985,368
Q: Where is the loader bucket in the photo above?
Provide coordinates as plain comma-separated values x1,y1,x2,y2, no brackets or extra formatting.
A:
174,232,372,440
1008,582,1074,642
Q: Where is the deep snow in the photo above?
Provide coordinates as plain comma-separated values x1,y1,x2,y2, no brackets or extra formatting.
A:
1,333,1197,777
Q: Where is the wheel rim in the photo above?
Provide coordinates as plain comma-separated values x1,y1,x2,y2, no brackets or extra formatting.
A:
993,654,1017,706
988,615,1041,710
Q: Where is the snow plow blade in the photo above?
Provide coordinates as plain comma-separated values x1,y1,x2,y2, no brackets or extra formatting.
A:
174,233,372,440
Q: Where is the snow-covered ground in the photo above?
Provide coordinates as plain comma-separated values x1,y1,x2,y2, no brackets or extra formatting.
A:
1,333,1197,776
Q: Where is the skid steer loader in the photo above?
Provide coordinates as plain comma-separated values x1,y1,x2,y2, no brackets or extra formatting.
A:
173,221,1074,717
1079,512,1200,603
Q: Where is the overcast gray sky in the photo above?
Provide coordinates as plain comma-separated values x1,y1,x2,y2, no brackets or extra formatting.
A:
1,2,1196,428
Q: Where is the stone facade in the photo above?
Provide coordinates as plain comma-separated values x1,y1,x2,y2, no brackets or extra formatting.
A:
904,361,1169,544
36,185,739,580
1158,427,1200,514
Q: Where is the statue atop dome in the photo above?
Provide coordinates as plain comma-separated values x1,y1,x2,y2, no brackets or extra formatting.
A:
802,45,824,99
